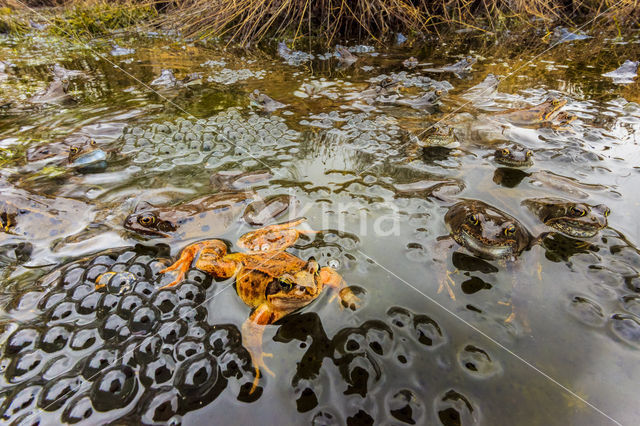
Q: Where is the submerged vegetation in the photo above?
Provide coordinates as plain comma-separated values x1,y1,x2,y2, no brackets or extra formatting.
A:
1,1,639,44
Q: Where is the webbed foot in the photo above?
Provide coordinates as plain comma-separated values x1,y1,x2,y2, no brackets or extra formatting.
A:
438,269,457,300
159,244,202,289
250,352,275,394
336,287,360,310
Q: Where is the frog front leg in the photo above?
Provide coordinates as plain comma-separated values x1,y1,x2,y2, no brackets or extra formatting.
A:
159,239,237,289
321,267,360,310
243,303,292,394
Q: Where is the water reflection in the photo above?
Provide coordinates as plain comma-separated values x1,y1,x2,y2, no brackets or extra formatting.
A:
1,28,640,425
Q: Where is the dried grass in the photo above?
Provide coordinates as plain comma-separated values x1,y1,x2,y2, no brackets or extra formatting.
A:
155,0,640,45
3,0,640,42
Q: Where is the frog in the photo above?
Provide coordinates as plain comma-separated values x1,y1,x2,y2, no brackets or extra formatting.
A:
402,57,419,69
26,136,108,170
494,97,567,127
493,146,534,168
423,56,476,78
28,78,75,106
522,197,609,238
124,192,254,239
150,69,202,88
67,137,107,169
397,89,443,111
436,199,533,300
357,77,402,101
158,220,359,393
539,110,577,130
235,218,312,252
209,169,273,191
242,194,298,227
0,179,92,262
335,45,358,65
249,90,286,112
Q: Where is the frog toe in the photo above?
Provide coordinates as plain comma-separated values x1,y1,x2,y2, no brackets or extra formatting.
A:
338,287,361,310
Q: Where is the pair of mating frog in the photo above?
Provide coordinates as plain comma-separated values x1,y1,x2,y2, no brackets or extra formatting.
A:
485,97,574,168
156,219,357,393
440,198,610,298
123,186,358,392
438,98,607,297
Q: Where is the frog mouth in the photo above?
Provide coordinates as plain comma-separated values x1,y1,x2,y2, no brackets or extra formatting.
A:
269,295,315,311
495,157,532,167
459,229,515,260
546,218,603,238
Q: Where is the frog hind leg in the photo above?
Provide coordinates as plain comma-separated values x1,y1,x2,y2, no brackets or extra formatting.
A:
159,239,233,289
243,303,290,394
265,217,306,231
433,236,458,300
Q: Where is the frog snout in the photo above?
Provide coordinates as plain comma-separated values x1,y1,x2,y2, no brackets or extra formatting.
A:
124,215,136,228
592,215,607,227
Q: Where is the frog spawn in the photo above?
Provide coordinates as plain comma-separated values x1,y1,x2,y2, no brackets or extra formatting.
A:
121,108,299,171
0,246,256,424
300,111,405,160
271,306,486,425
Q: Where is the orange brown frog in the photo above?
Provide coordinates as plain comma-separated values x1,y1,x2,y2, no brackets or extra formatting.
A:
158,219,358,393
495,97,567,127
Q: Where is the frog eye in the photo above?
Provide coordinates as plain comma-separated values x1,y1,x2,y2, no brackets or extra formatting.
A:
569,206,586,217
604,208,610,217
501,148,509,156
138,214,156,227
469,214,479,225
90,139,96,146
504,224,516,236
70,147,79,154
552,98,562,106
435,90,442,96
526,150,533,157
279,279,292,290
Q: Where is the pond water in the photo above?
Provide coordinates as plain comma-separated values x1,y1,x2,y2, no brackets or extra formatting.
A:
1,28,640,425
